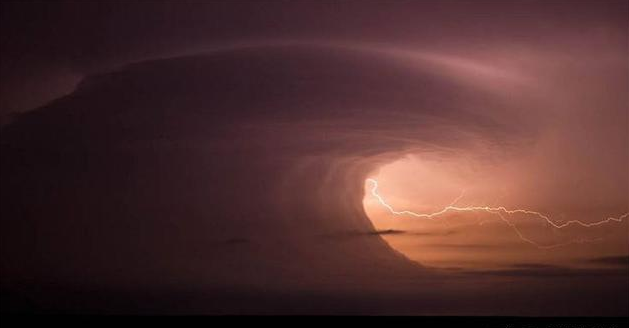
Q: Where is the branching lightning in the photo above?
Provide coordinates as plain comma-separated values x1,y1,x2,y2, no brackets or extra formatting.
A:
366,178,628,248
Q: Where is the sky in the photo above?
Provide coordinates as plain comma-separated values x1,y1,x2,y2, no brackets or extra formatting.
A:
0,0,627,315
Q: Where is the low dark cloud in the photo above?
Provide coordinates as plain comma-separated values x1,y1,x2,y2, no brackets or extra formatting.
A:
408,230,459,237
509,263,563,270
321,229,407,241
458,265,629,278
419,243,503,250
587,256,629,267
368,229,406,236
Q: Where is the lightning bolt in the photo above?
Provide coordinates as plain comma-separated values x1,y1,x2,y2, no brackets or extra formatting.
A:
366,178,628,248
447,190,466,207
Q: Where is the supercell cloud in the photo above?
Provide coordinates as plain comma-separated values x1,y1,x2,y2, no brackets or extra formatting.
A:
0,0,627,315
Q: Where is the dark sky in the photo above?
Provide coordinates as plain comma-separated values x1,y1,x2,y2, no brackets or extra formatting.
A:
0,0,627,315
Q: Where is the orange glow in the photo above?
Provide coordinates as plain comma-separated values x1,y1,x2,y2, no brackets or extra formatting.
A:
363,155,629,270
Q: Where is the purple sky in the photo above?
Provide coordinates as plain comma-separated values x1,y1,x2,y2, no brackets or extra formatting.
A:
0,0,627,315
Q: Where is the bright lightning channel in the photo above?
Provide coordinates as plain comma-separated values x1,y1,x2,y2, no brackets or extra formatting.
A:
366,178,628,249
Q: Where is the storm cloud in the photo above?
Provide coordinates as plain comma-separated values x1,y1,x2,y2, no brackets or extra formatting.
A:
1,0,627,316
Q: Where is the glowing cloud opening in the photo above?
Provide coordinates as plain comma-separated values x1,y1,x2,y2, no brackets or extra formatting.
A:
366,178,628,249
